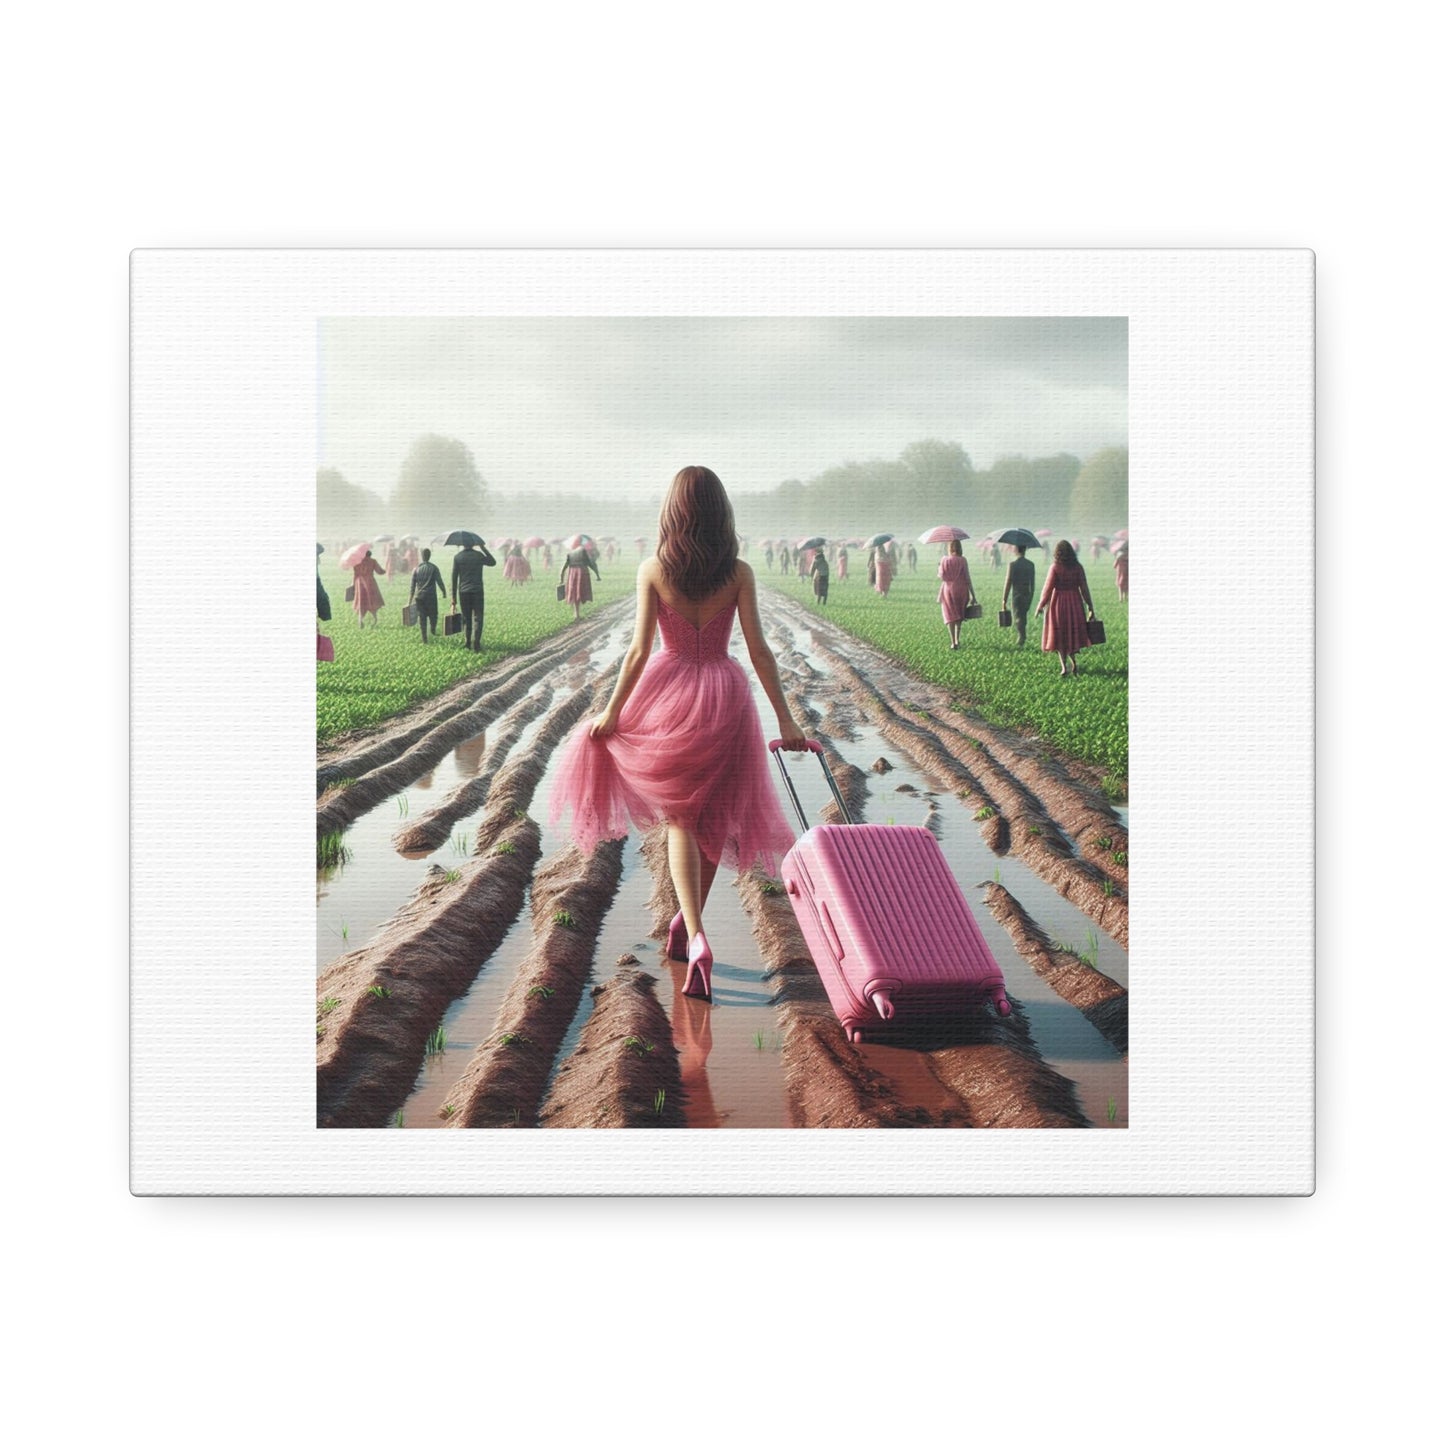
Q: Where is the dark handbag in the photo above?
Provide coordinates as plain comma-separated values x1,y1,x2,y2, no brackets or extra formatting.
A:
344,584,355,603
443,612,462,636
556,584,567,601
1086,617,1106,645
998,609,1011,628
963,602,983,620
402,604,417,627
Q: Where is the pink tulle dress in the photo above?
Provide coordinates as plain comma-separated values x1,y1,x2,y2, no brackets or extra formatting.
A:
549,591,796,876
936,554,973,624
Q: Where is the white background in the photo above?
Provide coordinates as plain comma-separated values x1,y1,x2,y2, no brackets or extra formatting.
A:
7,2,1426,1440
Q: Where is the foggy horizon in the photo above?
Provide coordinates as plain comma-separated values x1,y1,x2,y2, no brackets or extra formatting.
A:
318,317,1127,503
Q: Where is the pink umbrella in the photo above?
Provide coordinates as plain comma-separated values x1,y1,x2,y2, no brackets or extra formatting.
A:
524,535,546,549
1114,528,1129,540
1110,539,1128,555
338,542,371,570
919,525,970,544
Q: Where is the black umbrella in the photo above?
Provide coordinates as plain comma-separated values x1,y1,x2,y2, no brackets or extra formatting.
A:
864,532,894,548
316,543,324,556
796,535,827,551
994,528,1042,550
444,530,485,547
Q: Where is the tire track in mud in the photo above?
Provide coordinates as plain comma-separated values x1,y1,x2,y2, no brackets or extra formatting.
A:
392,685,554,854
316,637,615,841
470,673,616,854
317,605,626,794
539,959,686,1127
765,598,1129,947
315,815,542,1128
440,839,626,1128
980,882,1128,1055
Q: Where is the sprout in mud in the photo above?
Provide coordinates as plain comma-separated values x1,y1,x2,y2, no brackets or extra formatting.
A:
527,984,555,1000
442,868,461,883
392,1111,405,1128
753,1030,765,1050
974,806,996,821
1101,878,1116,898
1027,825,1042,837
654,1088,666,1116
623,1036,654,1056
367,985,391,999
1113,850,1127,866
317,832,350,870
493,842,517,856
317,997,341,1016
1106,1098,1118,1124
439,1104,456,1119
552,909,575,928
759,880,782,896
425,1025,446,1056
498,1032,531,1049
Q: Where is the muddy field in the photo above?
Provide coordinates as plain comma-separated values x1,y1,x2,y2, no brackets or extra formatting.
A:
317,592,1129,1128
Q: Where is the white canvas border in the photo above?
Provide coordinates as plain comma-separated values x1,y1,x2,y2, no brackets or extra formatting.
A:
130,249,1313,1194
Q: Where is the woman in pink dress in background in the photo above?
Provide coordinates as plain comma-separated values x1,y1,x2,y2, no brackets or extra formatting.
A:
1114,543,1129,601
550,466,808,1002
1036,539,1097,676
936,539,978,649
351,549,385,628
872,544,893,596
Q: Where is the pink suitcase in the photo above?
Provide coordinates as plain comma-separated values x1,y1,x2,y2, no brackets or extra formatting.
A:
770,740,1010,1043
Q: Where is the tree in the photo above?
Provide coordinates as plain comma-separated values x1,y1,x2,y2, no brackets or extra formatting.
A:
1068,447,1128,535
391,435,488,537
317,466,385,543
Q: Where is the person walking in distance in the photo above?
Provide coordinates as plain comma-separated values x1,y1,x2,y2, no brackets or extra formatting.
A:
408,547,446,643
809,547,830,606
559,541,602,623
936,539,978,649
549,466,808,1003
1036,538,1097,676
1001,543,1036,648
450,539,496,653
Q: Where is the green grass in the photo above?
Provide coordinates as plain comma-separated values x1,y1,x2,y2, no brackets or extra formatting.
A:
1106,1098,1118,1124
317,564,638,742
425,1025,446,1056
764,554,1127,776
498,1032,531,1049
493,842,517,856
367,984,391,999
759,879,783,896
442,868,461,883
317,997,341,1016
974,805,996,821
552,909,575,929
440,1104,456,1119
317,832,350,869
450,831,471,855
623,1036,654,1057
754,1029,766,1050
526,984,555,999
654,1088,666,1116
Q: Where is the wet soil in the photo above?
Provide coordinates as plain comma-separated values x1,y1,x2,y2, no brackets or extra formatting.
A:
317,589,1128,1128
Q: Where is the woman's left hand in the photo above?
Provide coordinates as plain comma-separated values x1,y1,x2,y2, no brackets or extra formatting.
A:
589,710,618,739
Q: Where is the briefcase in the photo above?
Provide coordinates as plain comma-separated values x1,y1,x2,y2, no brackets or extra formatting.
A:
556,584,567,601
998,609,1011,628
963,602,983,620
444,612,462,636
344,584,355,603
402,604,417,627
1086,617,1106,645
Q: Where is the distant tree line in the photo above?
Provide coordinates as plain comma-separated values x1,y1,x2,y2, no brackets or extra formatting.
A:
318,433,1127,548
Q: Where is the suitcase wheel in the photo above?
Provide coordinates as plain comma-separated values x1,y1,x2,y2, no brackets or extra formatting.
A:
847,1027,865,1045
871,989,895,1022
995,993,1012,1017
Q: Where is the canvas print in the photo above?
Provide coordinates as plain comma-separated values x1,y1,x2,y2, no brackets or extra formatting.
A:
314,316,1128,1130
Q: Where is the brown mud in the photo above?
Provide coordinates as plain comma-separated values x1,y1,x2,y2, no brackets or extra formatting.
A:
316,816,542,1127
316,605,623,794
538,959,685,1127
981,881,1129,1054
392,685,554,853
440,839,626,1127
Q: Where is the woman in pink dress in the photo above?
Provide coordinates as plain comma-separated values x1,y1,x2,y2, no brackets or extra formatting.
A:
550,465,808,1002
936,540,978,649
503,544,531,586
836,546,848,583
1114,543,1129,601
872,545,893,596
351,550,385,628
1036,539,1097,676
559,543,601,622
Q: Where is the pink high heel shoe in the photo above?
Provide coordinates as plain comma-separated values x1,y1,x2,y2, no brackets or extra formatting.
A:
682,931,713,1002
666,910,689,962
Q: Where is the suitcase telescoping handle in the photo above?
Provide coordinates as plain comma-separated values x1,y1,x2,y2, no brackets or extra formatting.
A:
768,739,854,829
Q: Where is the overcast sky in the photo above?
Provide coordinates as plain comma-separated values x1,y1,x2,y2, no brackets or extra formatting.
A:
318,317,1126,501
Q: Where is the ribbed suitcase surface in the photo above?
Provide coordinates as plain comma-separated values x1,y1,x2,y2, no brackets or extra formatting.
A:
781,824,1009,1042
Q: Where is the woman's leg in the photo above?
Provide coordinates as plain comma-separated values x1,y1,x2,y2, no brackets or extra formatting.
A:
668,825,705,938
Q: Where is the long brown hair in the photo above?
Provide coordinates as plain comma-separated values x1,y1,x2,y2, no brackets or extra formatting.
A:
656,465,739,601
1053,539,1080,569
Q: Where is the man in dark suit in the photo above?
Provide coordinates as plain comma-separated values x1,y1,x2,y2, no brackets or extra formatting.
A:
408,547,446,643
450,540,497,652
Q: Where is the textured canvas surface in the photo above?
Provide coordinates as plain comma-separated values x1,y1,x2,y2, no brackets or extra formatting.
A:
130,249,1313,1194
